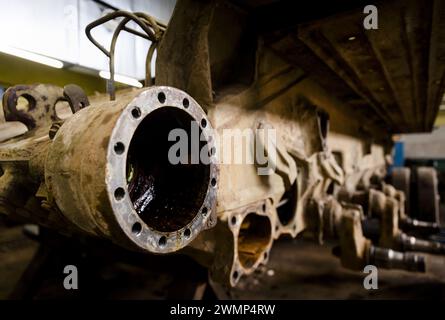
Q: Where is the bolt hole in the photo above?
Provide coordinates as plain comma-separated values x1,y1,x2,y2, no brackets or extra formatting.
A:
232,271,239,280
231,216,237,226
264,252,268,260
131,107,142,119
201,118,207,128
158,92,166,104
211,178,217,187
183,98,189,108
114,142,125,155
114,188,125,201
184,229,191,238
202,207,208,216
132,222,142,235
275,225,279,232
159,236,167,247
209,147,216,157
262,204,267,212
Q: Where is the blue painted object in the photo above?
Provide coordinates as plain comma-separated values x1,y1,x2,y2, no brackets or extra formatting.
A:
393,141,404,167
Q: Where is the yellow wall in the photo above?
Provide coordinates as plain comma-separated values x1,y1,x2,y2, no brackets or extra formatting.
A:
0,53,106,95
435,110,445,127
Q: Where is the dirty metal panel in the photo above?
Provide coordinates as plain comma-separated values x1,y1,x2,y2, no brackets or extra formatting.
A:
265,33,386,135
259,0,445,134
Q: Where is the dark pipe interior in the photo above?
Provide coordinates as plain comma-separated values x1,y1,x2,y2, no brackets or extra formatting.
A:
127,107,210,232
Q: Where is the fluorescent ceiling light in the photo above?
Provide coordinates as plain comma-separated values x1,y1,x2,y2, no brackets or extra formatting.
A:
0,44,64,69
99,71,143,88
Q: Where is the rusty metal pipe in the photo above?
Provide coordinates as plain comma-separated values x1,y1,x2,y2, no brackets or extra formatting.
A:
399,217,441,235
368,246,425,272
397,233,445,255
1,86,219,254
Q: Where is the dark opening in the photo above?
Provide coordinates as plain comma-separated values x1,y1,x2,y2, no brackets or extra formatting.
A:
126,107,211,232
132,222,142,235
114,142,125,155
277,181,298,226
317,110,329,141
326,181,337,195
114,187,125,200
131,107,142,119
237,213,272,269
158,92,166,104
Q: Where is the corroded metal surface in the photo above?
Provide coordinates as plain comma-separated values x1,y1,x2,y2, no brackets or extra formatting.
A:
0,85,218,254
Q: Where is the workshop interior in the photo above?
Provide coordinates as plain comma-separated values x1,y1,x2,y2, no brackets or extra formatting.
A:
0,0,445,300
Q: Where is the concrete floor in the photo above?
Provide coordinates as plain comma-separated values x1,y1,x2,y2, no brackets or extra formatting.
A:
1,223,444,300
231,239,445,299
0,226,38,299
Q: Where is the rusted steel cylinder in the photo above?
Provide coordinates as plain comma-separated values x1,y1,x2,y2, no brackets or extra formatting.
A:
41,86,219,253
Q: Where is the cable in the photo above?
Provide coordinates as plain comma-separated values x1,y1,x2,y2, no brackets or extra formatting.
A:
86,10,166,100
